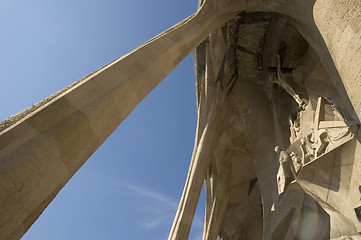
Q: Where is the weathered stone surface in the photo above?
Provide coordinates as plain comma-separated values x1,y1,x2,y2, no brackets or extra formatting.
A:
0,0,360,239
185,0,361,239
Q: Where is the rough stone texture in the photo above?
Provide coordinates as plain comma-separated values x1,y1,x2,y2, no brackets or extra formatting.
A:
172,0,361,239
0,0,360,239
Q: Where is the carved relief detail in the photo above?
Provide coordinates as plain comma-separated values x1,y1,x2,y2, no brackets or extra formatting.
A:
276,97,358,194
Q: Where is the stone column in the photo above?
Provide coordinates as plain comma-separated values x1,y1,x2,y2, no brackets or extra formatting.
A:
0,1,245,238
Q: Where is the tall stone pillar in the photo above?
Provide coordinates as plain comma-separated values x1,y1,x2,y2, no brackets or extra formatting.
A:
0,1,245,238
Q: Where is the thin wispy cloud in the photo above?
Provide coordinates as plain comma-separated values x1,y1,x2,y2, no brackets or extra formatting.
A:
143,216,167,229
123,183,178,209
122,182,204,239
122,182,178,230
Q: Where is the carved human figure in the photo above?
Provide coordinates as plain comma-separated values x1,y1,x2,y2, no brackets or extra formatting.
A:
290,152,302,173
300,136,314,164
289,114,297,143
275,146,297,194
289,114,302,143
275,55,305,109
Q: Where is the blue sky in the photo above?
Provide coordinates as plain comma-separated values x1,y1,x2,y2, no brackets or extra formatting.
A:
0,1,205,239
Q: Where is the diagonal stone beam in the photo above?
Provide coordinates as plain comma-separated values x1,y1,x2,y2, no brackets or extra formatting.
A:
0,0,247,239
3,0,358,239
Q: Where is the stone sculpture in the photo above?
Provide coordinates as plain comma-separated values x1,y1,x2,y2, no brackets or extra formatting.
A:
0,0,360,239
275,146,297,195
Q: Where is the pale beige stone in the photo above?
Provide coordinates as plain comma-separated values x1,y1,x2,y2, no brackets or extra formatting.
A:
0,0,360,239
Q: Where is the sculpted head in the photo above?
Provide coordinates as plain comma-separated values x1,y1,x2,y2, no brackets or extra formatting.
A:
274,146,281,153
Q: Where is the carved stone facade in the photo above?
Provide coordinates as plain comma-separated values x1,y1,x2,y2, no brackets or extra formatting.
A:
0,0,360,239
173,1,361,239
